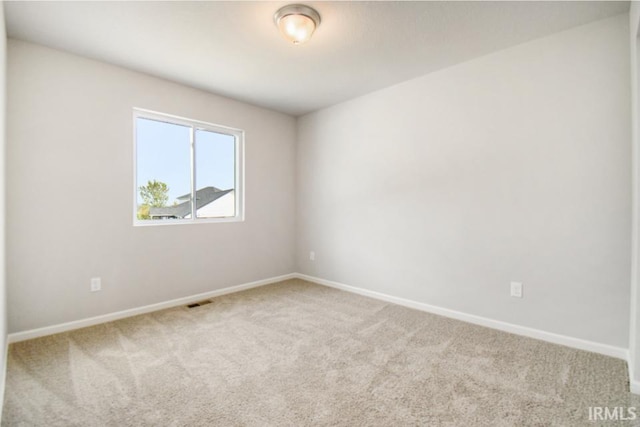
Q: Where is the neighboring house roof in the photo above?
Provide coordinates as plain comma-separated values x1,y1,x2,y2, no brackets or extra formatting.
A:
149,187,232,218
174,187,223,202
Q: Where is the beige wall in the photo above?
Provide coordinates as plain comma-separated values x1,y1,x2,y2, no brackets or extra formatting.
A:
0,1,7,412
6,40,297,332
629,1,640,390
296,14,631,347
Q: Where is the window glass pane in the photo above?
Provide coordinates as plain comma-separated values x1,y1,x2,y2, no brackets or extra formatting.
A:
136,117,191,221
194,129,236,218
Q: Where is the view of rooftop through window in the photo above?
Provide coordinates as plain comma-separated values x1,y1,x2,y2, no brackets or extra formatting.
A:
135,114,239,222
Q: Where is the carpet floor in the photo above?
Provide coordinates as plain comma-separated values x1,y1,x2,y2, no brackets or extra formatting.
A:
2,279,639,426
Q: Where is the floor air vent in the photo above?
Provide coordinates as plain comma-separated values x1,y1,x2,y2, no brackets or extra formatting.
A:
187,300,212,309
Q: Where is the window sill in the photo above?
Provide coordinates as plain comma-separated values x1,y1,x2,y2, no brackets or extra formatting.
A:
133,216,244,227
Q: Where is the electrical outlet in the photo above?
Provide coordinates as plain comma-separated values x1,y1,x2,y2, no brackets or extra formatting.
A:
90,277,102,292
510,281,523,298
309,251,315,261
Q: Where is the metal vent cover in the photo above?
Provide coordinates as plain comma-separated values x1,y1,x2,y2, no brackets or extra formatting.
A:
186,299,213,309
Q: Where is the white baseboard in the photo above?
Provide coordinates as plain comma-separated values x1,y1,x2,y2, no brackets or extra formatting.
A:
5,271,634,392
295,273,629,361
7,273,297,343
10,271,627,360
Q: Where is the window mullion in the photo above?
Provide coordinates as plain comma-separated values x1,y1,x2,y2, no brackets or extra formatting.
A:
190,126,196,220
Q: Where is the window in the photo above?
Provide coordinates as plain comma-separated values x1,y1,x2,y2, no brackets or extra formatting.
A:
133,109,244,225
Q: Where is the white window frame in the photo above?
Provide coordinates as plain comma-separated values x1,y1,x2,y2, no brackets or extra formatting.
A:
133,108,245,226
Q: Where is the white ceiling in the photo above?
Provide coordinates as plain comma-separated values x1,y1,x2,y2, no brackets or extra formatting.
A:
4,1,630,116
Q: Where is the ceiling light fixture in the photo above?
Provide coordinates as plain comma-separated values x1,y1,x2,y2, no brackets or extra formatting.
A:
274,4,321,45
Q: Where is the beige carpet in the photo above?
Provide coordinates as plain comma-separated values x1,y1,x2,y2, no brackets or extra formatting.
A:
2,279,639,426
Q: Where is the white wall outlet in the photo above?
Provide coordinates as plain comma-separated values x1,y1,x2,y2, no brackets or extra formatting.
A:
309,251,315,261
90,277,102,292
510,281,523,298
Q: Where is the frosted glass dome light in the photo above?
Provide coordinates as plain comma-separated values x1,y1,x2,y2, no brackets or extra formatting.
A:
274,4,321,45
